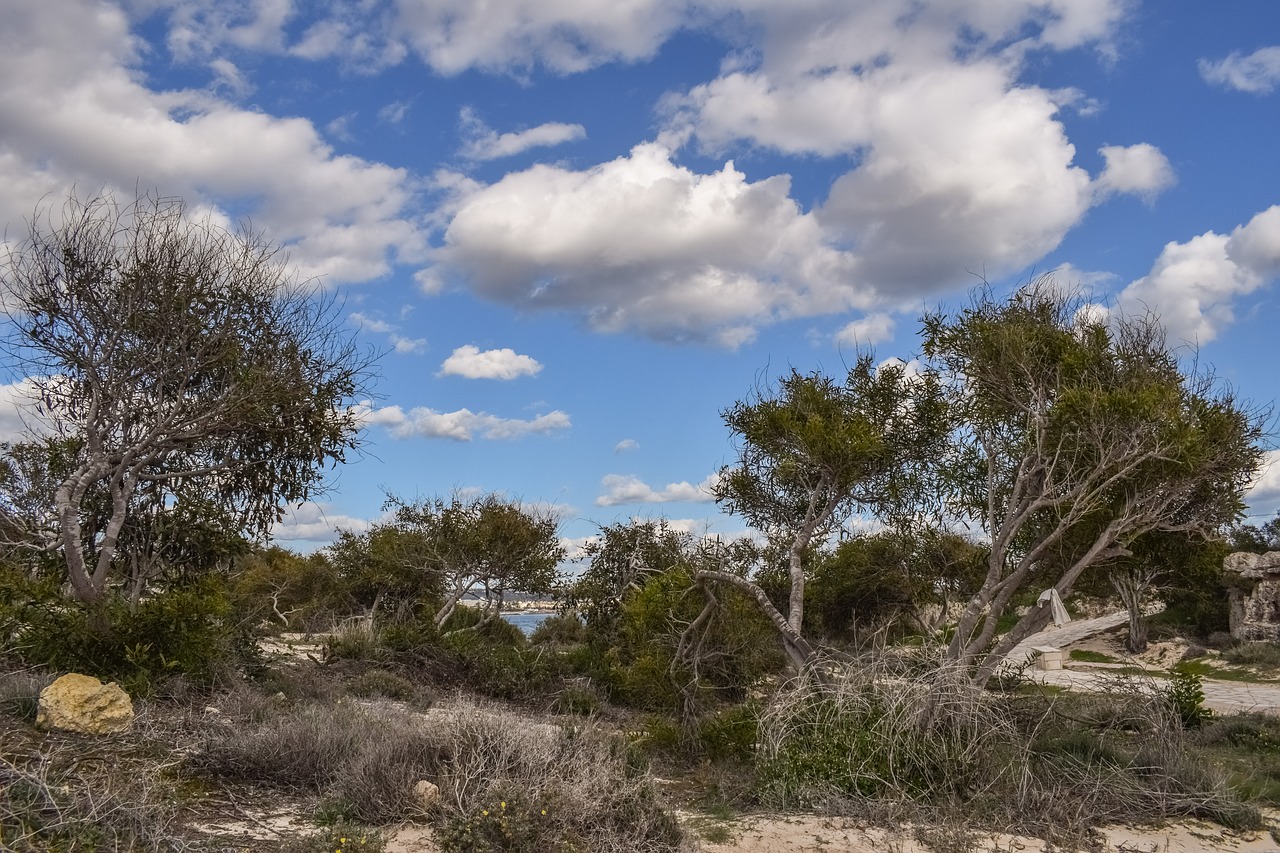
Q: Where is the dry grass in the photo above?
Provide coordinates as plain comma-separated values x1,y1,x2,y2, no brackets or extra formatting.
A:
0,717,191,852
194,694,685,852
754,656,1261,849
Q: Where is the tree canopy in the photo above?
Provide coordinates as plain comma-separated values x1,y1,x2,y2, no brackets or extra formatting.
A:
708,356,951,668
0,192,374,608
922,281,1266,680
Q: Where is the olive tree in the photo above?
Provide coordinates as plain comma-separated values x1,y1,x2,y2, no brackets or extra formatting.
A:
922,281,1266,682
706,357,951,669
0,192,374,612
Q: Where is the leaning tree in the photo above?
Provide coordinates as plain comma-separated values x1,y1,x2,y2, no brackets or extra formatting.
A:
0,192,375,615
923,281,1266,683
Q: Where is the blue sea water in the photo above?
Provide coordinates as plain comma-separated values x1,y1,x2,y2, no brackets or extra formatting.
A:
502,610,556,636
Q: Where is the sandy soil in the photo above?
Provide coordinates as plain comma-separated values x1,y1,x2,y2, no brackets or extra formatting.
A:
376,814,1280,853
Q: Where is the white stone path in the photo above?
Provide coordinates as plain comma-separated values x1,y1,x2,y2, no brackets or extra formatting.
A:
1004,612,1280,716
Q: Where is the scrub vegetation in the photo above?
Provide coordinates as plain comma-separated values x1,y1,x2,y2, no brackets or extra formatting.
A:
1,193,1278,850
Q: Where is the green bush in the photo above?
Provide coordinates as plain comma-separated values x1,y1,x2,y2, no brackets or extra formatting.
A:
1164,670,1212,729
530,612,585,646
347,669,418,702
9,577,257,695
696,703,759,763
439,793,575,853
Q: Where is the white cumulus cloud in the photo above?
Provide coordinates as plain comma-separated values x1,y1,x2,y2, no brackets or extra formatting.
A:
433,139,863,345
836,313,896,347
0,0,423,287
438,345,544,380
1246,449,1280,517
595,473,720,507
1114,205,1280,345
1200,46,1280,94
0,379,45,442
1095,143,1176,202
614,439,640,453
273,501,373,544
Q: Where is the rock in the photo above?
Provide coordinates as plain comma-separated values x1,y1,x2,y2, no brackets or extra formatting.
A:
413,780,440,810
37,673,134,735
1222,550,1280,579
1223,551,1280,642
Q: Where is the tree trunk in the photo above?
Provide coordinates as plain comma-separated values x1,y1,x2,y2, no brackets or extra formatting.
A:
696,569,816,671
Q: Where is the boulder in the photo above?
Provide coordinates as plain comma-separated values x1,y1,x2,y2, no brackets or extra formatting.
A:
1223,551,1280,642
413,780,441,811
37,673,134,735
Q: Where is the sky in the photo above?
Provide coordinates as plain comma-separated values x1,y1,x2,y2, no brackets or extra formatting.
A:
2,0,1280,559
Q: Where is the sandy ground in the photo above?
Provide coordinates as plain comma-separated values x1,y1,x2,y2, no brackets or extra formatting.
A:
375,814,1280,853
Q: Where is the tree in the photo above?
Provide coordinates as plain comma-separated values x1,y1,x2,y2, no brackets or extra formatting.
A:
1226,512,1280,554
706,357,951,669
922,281,1266,682
349,492,565,631
0,192,374,613
568,518,690,643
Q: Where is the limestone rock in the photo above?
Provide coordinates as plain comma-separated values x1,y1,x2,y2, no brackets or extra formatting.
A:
37,673,134,735
1223,551,1280,642
1222,550,1280,580
413,780,440,810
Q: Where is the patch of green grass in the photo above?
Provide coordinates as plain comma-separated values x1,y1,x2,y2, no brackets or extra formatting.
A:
697,822,734,844
1069,649,1120,664
1174,659,1277,684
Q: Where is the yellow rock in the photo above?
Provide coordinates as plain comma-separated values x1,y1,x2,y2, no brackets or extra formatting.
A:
37,673,134,735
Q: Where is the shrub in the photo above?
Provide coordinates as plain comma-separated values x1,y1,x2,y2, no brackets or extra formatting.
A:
753,660,1258,839
347,669,419,702
10,577,257,695
194,696,683,852
1164,670,1212,729
530,611,586,646
757,663,1020,806
0,721,185,851
1223,642,1280,668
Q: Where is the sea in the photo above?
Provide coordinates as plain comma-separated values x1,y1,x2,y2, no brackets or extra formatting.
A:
502,610,556,636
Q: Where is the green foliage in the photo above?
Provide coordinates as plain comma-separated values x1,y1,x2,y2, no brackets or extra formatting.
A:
807,530,984,644
1164,670,1213,729
695,703,759,763
567,519,688,644
530,611,586,646
232,546,353,631
1226,512,1280,554
439,794,576,853
6,575,256,694
0,191,374,606
1223,642,1280,669
347,669,418,701
920,281,1265,676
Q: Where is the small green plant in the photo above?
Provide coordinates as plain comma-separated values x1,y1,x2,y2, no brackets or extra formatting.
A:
439,795,572,853
275,823,385,853
1164,670,1212,728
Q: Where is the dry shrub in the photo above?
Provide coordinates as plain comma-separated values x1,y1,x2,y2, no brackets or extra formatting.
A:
194,695,683,852
756,658,1259,846
0,724,188,852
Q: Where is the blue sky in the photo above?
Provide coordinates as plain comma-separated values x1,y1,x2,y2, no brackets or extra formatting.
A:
2,0,1280,557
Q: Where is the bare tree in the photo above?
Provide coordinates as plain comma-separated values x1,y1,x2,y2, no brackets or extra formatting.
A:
0,192,374,614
